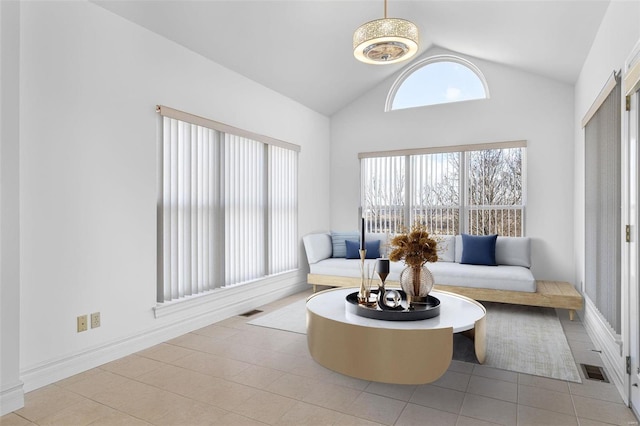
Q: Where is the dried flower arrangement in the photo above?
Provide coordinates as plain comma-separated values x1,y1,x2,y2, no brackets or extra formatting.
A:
388,223,439,267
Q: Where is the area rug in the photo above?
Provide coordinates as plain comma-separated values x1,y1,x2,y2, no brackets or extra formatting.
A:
248,298,581,383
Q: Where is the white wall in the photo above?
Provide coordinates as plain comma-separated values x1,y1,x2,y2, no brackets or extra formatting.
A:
1,0,24,416
17,0,330,392
572,0,640,400
573,0,640,296
331,47,575,284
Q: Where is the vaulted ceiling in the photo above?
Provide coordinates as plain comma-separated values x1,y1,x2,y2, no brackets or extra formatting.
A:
94,0,610,116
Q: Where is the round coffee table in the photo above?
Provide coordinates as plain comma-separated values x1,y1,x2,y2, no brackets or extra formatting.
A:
306,287,486,384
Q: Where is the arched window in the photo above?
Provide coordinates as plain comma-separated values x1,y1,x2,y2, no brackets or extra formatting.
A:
386,55,489,111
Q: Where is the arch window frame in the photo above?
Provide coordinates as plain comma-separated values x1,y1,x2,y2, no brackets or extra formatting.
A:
385,54,490,112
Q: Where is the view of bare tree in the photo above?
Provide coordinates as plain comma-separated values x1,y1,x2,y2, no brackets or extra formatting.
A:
412,152,460,235
365,175,406,233
467,148,522,236
362,147,523,236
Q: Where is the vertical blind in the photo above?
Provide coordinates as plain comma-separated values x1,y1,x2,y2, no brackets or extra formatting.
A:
584,72,621,334
161,118,219,301
269,146,298,273
158,106,299,303
360,142,525,237
410,152,460,235
466,147,524,237
224,134,265,286
361,156,406,234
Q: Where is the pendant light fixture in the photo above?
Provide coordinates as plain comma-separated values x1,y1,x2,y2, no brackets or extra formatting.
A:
353,0,419,65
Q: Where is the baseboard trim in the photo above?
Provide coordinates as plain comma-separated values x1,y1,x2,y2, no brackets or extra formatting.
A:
0,381,25,416
583,296,627,403
20,275,307,393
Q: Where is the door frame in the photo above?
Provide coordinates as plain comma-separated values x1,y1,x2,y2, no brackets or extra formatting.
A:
624,38,640,415
627,84,640,416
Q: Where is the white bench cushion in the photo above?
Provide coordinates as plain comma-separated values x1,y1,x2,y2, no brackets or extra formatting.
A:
309,258,536,293
496,236,531,268
437,235,456,262
304,232,535,293
330,231,359,258
429,262,536,292
303,233,332,264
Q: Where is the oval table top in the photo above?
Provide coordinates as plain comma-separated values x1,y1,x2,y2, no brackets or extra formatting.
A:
306,287,485,333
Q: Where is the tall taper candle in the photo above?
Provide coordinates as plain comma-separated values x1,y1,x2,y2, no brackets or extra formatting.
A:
360,217,365,250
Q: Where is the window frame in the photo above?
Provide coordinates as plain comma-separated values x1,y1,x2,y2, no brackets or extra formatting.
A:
156,105,300,304
385,54,491,112
360,140,526,237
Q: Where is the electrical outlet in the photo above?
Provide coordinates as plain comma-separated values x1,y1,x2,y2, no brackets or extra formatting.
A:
77,315,88,332
91,312,100,329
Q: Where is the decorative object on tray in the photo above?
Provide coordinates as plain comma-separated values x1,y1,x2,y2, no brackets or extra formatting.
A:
399,267,435,305
376,259,400,309
357,216,368,304
357,216,378,306
389,223,439,308
380,289,403,309
345,290,440,320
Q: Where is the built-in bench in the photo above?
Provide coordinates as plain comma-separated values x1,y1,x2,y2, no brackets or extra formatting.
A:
435,280,583,320
304,232,583,320
307,275,583,320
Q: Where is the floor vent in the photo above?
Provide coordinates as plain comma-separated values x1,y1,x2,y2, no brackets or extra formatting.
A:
580,364,609,383
239,309,263,317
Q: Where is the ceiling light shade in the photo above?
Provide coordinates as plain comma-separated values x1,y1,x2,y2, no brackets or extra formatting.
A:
353,1,419,65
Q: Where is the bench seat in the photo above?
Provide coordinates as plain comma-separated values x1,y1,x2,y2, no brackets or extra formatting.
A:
307,274,583,320
304,232,584,320
433,280,583,320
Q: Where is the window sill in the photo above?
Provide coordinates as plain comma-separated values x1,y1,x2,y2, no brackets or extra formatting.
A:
153,269,303,319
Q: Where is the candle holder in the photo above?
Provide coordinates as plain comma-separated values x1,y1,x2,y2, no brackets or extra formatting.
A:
376,270,389,306
376,258,398,309
358,249,369,304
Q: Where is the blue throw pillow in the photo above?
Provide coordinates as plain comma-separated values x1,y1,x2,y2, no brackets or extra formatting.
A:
461,234,498,266
331,231,359,258
345,239,381,259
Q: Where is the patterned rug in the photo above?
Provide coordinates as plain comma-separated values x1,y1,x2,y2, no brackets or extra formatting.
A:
248,298,581,382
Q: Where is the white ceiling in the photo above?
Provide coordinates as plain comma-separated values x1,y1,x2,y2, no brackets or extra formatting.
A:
93,0,610,116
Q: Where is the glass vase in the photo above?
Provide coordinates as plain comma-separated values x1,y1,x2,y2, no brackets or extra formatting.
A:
399,265,434,302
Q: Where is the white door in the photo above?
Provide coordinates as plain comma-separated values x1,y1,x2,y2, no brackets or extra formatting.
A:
629,88,640,415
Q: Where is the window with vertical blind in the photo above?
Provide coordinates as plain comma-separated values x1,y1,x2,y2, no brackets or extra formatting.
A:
360,141,525,236
583,72,622,334
157,106,299,303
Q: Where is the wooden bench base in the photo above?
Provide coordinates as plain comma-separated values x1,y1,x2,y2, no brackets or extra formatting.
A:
307,274,583,320
433,280,583,321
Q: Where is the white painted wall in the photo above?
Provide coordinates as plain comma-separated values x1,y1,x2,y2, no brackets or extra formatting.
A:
11,0,637,408
573,0,640,296
572,0,640,402
17,0,330,392
1,0,24,416
331,46,575,284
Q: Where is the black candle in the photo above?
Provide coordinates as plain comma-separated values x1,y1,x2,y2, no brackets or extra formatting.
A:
377,258,389,274
360,217,365,250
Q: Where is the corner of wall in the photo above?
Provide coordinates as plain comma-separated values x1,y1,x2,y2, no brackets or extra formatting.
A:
0,0,23,415
0,382,24,416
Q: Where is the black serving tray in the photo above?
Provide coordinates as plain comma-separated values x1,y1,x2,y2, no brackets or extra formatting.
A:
345,290,440,321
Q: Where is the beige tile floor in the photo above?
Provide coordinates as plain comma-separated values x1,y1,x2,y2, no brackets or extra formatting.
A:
3,289,639,426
